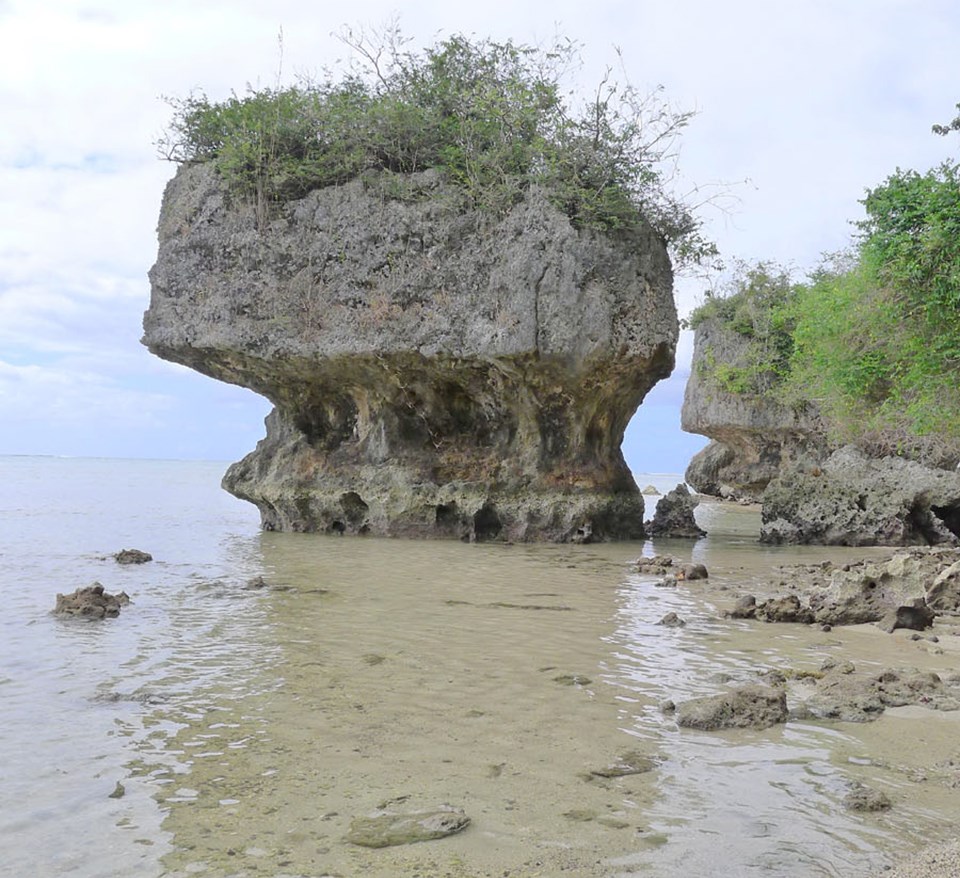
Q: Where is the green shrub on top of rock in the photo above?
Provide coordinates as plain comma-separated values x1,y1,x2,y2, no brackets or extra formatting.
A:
158,27,715,265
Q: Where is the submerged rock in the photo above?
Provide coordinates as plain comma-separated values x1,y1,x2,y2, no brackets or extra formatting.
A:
843,782,892,812
675,684,788,730
643,483,706,539
114,548,152,565
657,612,686,627
345,806,470,848
55,583,130,619
144,164,678,541
589,750,658,779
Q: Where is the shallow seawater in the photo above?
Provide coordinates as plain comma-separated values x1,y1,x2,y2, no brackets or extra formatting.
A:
2,457,960,877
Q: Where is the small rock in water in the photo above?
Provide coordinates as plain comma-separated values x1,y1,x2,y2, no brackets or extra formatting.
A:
843,781,892,812
553,674,592,687
676,684,788,731
345,806,470,848
655,574,678,588
637,555,675,575
55,583,130,619
657,612,686,628
678,563,709,581
114,548,152,565
589,750,658,778
108,781,125,799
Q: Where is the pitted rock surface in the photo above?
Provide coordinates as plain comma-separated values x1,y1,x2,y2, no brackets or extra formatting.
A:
144,165,678,540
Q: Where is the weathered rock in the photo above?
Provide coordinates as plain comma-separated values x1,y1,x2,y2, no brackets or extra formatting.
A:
678,562,709,581
928,560,960,614
755,594,815,624
589,750,657,778
641,484,660,495
804,663,956,722
55,583,130,619
876,600,936,633
681,319,827,500
728,594,758,619
144,164,678,541
637,555,675,575
843,782,892,812
675,684,788,730
761,446,960,546
643,483,706,538
657,612,685,627
345,806,470,848
808,550,959,625
114,549,152,565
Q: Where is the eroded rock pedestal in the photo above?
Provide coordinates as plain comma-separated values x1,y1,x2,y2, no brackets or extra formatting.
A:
681,318,826,500
143,165,677,540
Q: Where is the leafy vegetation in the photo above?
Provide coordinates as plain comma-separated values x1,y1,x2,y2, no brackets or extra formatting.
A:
689,154,960,458
158,28,715,264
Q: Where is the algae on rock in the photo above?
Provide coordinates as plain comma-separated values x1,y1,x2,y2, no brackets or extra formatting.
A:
143,165,678,540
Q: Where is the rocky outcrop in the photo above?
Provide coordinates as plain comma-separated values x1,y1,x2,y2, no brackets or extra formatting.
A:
681,319,826,500
729,548,960,627
643,483,706,538
761,446,960,546
144,165,678,540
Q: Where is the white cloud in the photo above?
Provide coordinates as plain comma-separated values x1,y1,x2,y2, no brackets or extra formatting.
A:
1,0,959,467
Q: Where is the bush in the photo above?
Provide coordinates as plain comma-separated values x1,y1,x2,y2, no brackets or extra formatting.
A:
158,29,715,265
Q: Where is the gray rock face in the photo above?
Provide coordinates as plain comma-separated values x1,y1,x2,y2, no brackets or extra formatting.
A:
643,483,706,538
144,165,678,540
681,319,826,500
761,446,960,546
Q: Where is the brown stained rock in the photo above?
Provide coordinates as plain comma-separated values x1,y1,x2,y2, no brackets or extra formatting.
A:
657,612,686,628
843,782,892,812
55,583,130,619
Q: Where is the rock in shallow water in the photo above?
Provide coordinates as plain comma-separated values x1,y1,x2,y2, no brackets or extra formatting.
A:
345,806,470,848
54,583,130,619
675,684,788,731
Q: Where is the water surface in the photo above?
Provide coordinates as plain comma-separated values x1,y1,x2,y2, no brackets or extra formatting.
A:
2,457,959,877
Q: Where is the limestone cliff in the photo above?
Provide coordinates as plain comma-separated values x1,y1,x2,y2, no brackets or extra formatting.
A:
681,318,825,500
143,164,678,540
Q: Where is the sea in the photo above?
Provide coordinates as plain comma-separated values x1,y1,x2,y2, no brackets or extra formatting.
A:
2,455,959,878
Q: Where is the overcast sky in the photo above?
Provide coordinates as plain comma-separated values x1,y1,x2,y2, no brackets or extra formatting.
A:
1,0,958,473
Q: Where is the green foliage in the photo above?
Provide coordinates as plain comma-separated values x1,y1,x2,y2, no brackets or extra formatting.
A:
158,29,714,264
688,261,799,395
857,162,960,347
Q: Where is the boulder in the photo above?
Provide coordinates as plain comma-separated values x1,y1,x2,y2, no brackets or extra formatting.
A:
55,583,130,619
675,684,788,730
144,164,678,541
657,612,686,627
761,446,960,546
643,483,706,539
